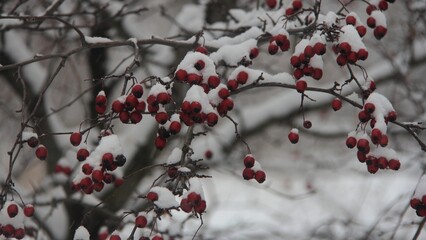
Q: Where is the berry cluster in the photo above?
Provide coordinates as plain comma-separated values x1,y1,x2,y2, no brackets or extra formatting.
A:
365,0,396,39
285,0,303,16
242,154,266,183
0,201,34,239
345,91,400,173
54,158,72,176
268,33,290,55
72,135,125,194
111,84,146,124
410,176,426,217
180,192,207,214
334,26,369,66
345,12,367,37
291,37,325,81
155,114,182,150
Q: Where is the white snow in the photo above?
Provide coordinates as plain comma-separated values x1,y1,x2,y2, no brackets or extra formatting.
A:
73,226,90,240
149,186,179,209
167,147,183,165
84,36,113,44
210,39,258,65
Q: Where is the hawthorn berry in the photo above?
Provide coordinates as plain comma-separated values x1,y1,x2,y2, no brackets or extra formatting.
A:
7,203,18,218
358,111,370,123
295,80,307,93
195,45,208,54
187,73,202,85
313,42,326,55
255,170,266,183
268,43,279,55
82,163,94,175
357,139,370,153
336,54,347,66
367,17,376,28
265,0,277,8
77,148,90,161
70,132,82,146
374,26,387,40
288,130,299,144
356,25,367,37
331,98,342,111
125,94,138,110
206,112,219,127
95,94,107,106
242,168,255,180
249,47,259,59
290,56,301,68
303,120,312,129
194,60,205,70
2,224,15,238
35,145,48,160
346,136,357,148
244,155,255,168
190,101,202,113
119,111,130,123
205,150,213,159
155,136,167,149
110,234,121,240
27,136,39,148
285,8,294,16
14,228,25,239
388,159,400,170
147,191,159,201
304,45,314,58
364,103,375,114
134,100,146,113
135,215,148,228
378,0,388,10
236,71,249,85
130,111,142,123
387,111,397,122
207,76,221,89
292,0,302,11
175,69,187,81
357,49,369,60
346,16,356,25
112,100,125,113
132,84,144,98
194,200,207,214
24,204,34,217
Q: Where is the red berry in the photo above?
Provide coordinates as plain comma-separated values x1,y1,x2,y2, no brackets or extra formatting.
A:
249,48,259,59
208,76,221,89
378,0,388,10
147,95,158,106
91,170,104,183
82,163,93,175
387,111,397,122
268,43,279,55
77,148,89,161
206,112,219,127
295,80,307,93
27,136,39,148
364,103,375,113
175,69,187,81
190,101,202,113
112,100,125,113
132,84,144,98
14,228,25,239
290,56,301,68
110,234,121,240
331,98,342,111
156,92,170,105
371,128,382,144
236,71,249,85
303,120,312,129
313,42,326,55
95,105,106,114
194,200,207,214
24,204,34,217
265,0,277,8
357,151,367,162
357,139,370,153
346,136,357,148
339,42,351,55
285,8,294,16
205,150,213,159
388,159,400,170
312,69,323,80
374,26,387,40
280,40,290,52
7,203,19,218
195,45,208,55
169,121,181,134
80,177,93,190
135,215,147,228
377,157,388,169
293,68,303,79
147,191,158,201
336,54,347,66
194,60,205,70
288,131,299,144
125,94,138,110
366,5,377,15
292,0,302,11
70,132,82,146
358,111,370,123
155,136,167,150
2,224,15,238
119,111,130,123
304,45,314,58
35,145,48,160
242,168,255,180
357,49,369,60
227,79,239,91
255,170,266,183
367,17,376,28
275,34,287,46
180,198,192,212
356,25,367,37
410,198,421,209
187,73,202,85
347,52,358,64
346,16,356,25
218,88,230,99
244,155,255,168
379,135,389,147
95,94,107,106
367,163,379,174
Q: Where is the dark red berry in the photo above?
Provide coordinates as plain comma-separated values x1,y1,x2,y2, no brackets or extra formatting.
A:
147,191,158,201
77,148,90,161
255,170,266,183
35,145,48,160
27,136,39,148
70,132,82,146
242,168,255,180
295,80,307,93
135,215,147,228
7,203,19,218
131,84,144,98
